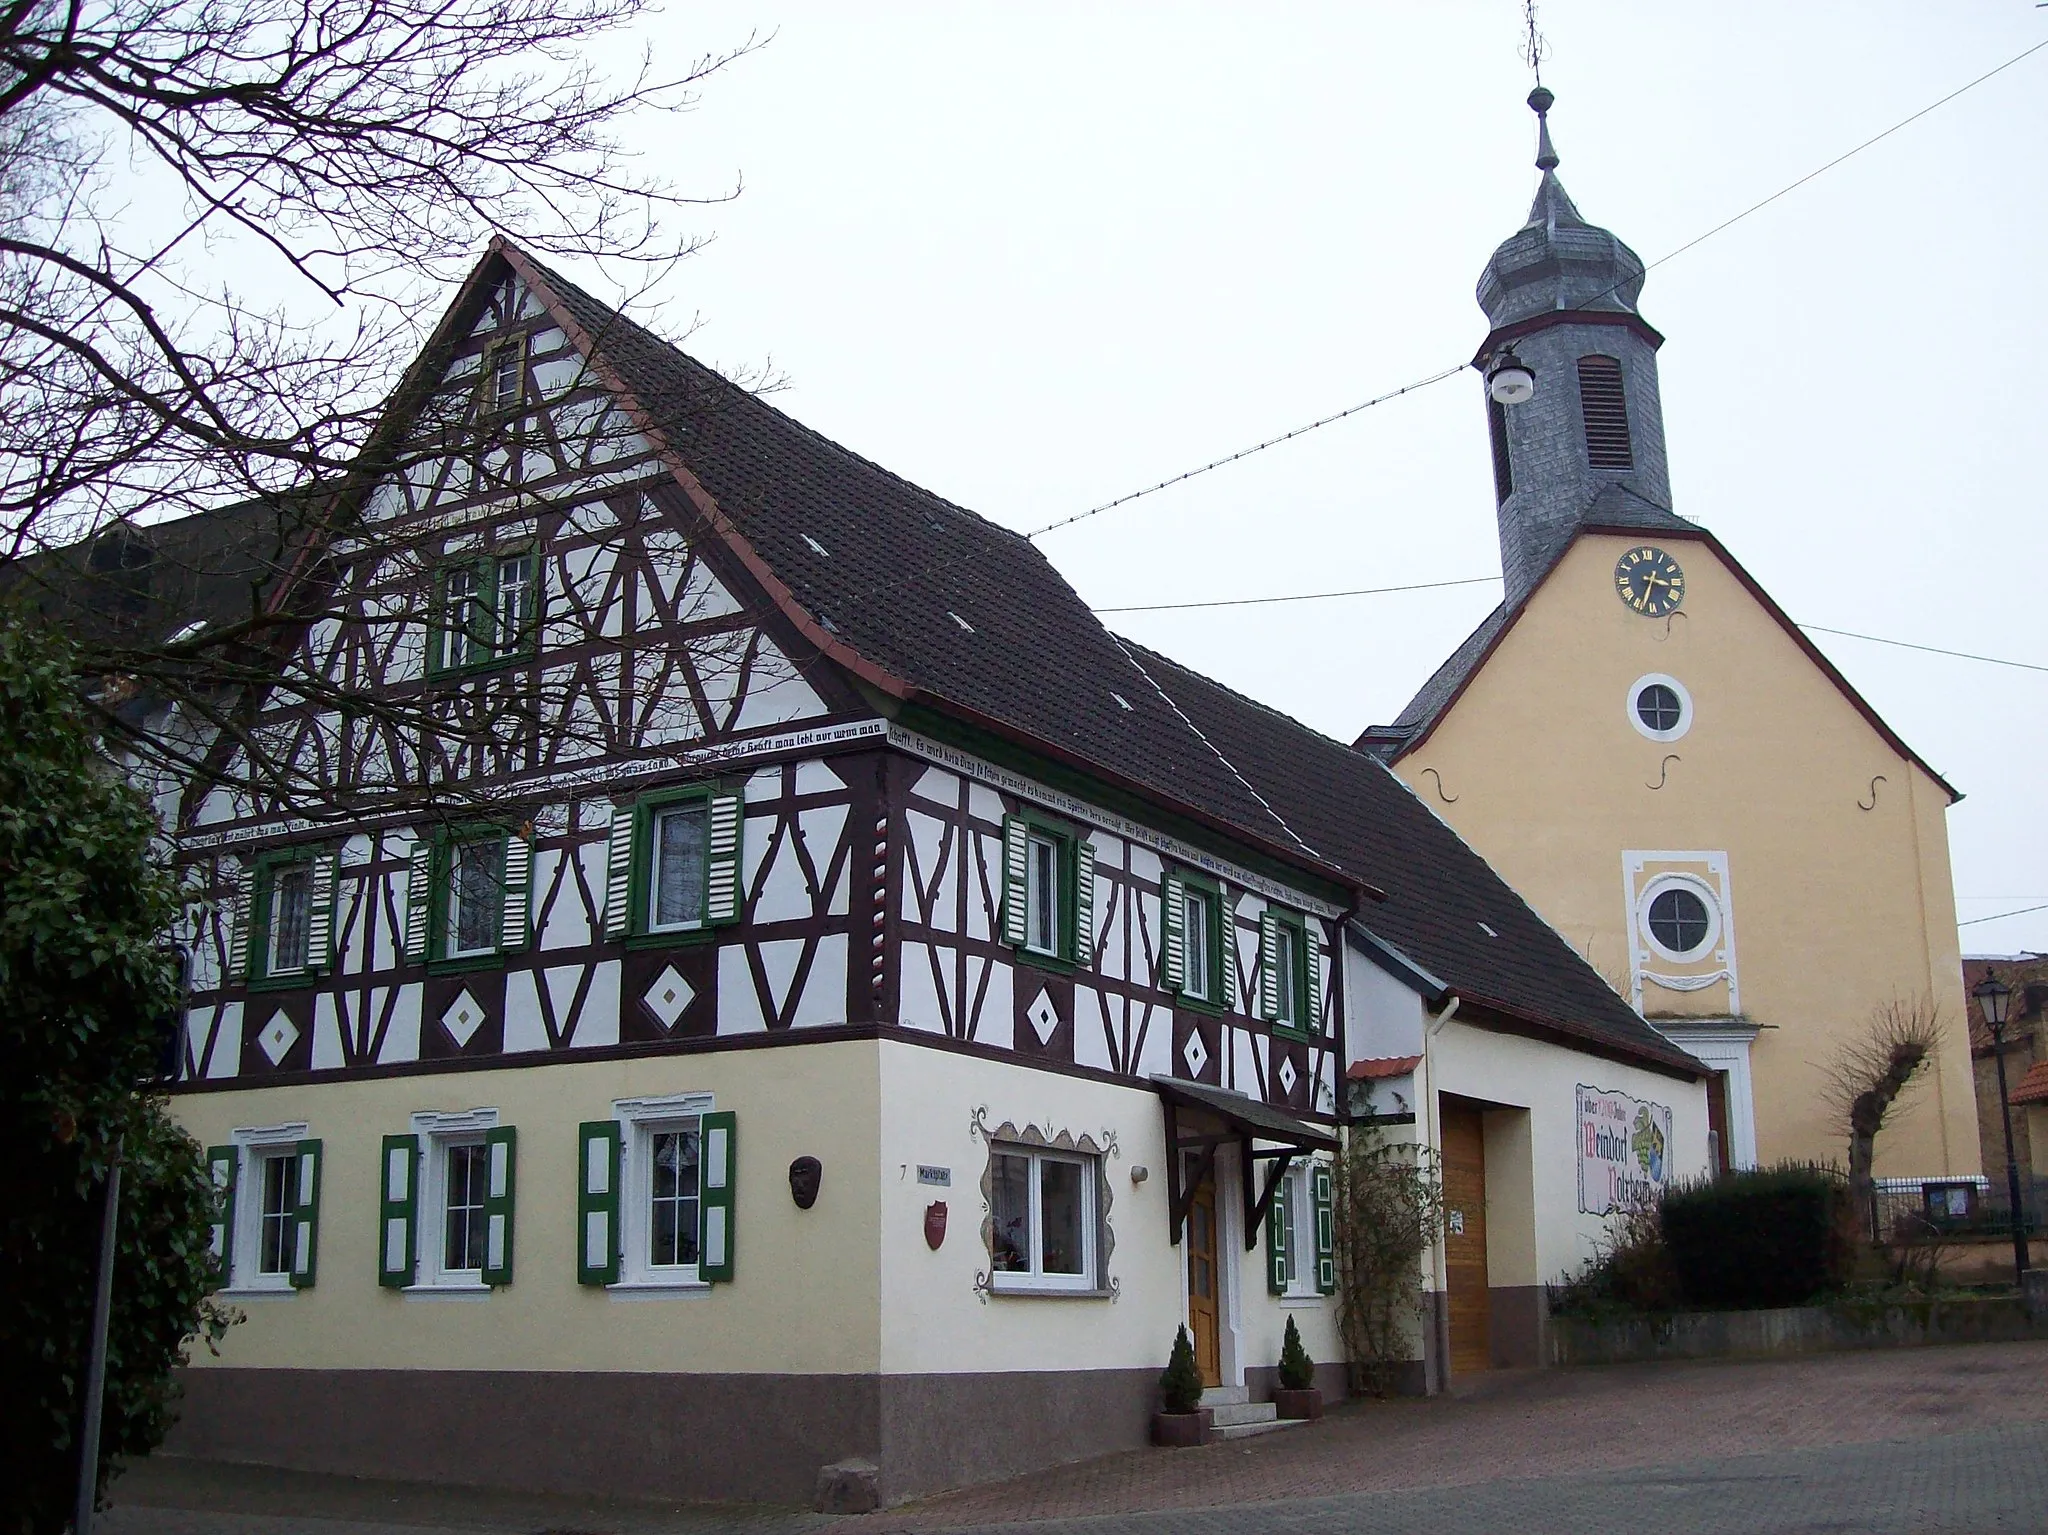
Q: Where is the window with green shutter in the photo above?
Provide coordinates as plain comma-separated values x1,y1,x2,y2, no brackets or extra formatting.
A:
429,547,540,678
289,1139,323,1288
1259,907,1318,1040
378,1133,419,1288
1311,1161,1336,1295
1266,1169,1292,1295
243,849,337,986
482,1126,517,1287
1000,813,1094,969
404,825,533,967
593,1096,738,1289
600,786,745,943
577,1120,622,1286
1161,869,1225,1009
205,1144,237,1280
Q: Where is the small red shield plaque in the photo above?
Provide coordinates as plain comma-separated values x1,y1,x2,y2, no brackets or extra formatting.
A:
924,1200,948,1249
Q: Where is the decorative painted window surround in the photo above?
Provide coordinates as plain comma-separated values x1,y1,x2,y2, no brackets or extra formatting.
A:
971,1109,1119,1302
1622,851,1739,1013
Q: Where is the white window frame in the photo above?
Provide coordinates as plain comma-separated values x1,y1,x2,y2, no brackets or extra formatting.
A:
1638,874,1721,963
265,862,314,977
987,1144,1099,1295
494,553,533,653
1182,885,1215,1003
614,1091,716,1292
440,562,486,672
646,799,710,935
444,836,503,959
1024,832,1061,957
226,1122,309,1295
1627,673,1693,743
1279,1162,1320,1300
408,1108,498,1291
1272,922,1301,1027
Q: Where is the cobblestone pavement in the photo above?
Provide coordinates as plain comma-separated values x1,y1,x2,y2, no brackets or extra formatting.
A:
105,1342,2048,1535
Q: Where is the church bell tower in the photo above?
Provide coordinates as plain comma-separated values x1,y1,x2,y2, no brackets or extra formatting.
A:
1479,89,1682,605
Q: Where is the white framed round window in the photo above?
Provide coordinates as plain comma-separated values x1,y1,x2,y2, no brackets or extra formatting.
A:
1627,673,1692,742
1637,875,1720,963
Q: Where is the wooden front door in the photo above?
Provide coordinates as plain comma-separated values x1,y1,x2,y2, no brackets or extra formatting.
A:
1186,1170,1222,1387
1440,1098,1492,1378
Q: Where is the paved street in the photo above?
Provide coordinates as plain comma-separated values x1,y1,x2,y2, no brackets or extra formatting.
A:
106,1341,2048,1534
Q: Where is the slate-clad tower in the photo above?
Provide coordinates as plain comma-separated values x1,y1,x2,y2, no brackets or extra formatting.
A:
1479,88,1684,604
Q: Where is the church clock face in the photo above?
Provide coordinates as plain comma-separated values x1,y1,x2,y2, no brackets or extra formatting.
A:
1614,546,1685,617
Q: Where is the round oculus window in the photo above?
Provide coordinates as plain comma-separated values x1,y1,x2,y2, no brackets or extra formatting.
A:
1635,684,1682,733
1646,887,1712,958
1626,674,1692,741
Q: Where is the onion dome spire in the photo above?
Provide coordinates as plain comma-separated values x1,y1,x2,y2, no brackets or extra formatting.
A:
1476,85,1645,325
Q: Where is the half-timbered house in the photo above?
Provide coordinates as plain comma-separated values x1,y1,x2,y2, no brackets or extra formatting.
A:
124,239,1708,1504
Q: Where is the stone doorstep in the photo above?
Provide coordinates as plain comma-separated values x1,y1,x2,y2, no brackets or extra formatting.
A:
1213,1415,1307,1442
1199,1385,1250,1407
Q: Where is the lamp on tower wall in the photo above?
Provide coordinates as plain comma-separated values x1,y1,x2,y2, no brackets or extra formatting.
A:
1486,348,1536,405
1972,972,2031,1281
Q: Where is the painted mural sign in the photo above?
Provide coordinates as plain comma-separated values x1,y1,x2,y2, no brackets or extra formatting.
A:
1576,1084,1673,1216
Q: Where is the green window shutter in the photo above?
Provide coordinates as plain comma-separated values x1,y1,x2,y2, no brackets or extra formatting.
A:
206,1145,238,1281
1160,873,1186,991
1000,816,1028,947
1257,909,1282,1021
1070,836,1096,965
289,1138,323,1289
403,838,433,961
378,1133,418,1288
1305,925,1325,1035
498,833,532,952
705,792,744,926
699,1110,736,1283
224,866,252,983
1266,1173,1290,1295
482,1126,517,1287
577,1121,622,1286
602,803,636,939
1312,1162,1336,1295
305,853,338,972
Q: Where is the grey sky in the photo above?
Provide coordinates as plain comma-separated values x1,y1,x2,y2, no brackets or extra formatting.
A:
603,2,2048,957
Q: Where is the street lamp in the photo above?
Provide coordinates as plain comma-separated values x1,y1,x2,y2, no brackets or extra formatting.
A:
1486,349,1536,405
1972,972,2031,1281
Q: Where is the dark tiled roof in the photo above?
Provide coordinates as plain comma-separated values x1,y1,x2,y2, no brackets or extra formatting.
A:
1363,483,1693,754
518,253,1336,870
1,497,301,651
1130,641,1702,1076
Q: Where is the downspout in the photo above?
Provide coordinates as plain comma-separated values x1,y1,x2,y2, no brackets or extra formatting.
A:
1420,991,1460,1394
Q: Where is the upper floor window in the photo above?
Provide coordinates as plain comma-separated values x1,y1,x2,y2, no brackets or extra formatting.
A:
1161,870,1226,1007
1258,906,1321,1039
1576,355,1634,470
480,335,525,418
433,549,539,676
1000,814,1095,968
401,826,532,965
600,788,745,942
227,850,335,986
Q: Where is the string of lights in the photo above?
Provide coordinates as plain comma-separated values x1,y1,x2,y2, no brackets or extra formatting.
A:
1960,902,2048,928
1029,33,2048,545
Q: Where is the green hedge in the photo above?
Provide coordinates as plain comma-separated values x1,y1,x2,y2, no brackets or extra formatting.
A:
1660,1164,1854,1309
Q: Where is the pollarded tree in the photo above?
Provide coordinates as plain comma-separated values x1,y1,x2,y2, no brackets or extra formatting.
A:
0,605,236,1534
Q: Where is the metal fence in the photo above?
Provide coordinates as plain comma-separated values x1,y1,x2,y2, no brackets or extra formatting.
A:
1868,1175,2047,1246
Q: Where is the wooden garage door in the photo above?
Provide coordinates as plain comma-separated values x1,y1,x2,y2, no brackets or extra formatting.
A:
1440,1098,1491,1377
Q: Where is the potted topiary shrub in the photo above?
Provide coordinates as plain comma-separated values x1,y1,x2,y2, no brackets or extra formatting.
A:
1272,1315,1323,1419
1153,1324,1212,1446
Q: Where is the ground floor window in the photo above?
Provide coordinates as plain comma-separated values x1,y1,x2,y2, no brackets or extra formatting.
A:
990,1145,1099,1292
256,1149,300,1277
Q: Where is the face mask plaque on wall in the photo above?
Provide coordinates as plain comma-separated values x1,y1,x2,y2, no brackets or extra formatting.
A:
788,1156,822,1210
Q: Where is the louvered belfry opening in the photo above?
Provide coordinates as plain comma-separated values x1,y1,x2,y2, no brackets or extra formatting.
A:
1487,396,1514,504
1575,355,1634,470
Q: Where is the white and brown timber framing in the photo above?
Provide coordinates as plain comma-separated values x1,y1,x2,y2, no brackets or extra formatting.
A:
173,243,1359,1112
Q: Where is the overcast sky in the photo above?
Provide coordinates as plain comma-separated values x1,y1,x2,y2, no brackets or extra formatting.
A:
606,3,2047,956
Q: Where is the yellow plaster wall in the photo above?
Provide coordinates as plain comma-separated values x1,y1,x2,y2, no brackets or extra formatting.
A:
1397,533,1977,1177
169,1041,883,1374
1422,1018,1711,1288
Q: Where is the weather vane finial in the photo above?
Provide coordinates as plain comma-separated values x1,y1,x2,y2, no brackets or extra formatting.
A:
1521,0,1548,86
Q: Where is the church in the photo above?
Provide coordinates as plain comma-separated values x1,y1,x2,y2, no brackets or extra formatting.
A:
1358,89,1980,1186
